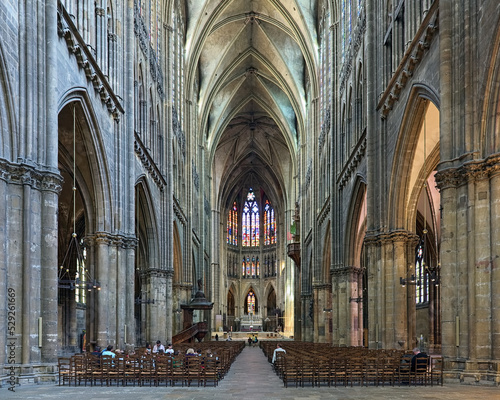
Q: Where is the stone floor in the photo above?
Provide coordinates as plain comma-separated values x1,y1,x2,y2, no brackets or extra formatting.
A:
3,345,499,399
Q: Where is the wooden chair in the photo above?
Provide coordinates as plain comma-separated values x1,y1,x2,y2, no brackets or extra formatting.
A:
379,354,399,386
301,358,316,387
203,357,219,387
347,356,364,386
58,357,71,386
171,355,187,386
412,355,429,386
155,355,171,386
397,353,412,385
282,357,301,388
330,357,347,387
429,355,443,386
70,354,88,386
363,356,379,386
315,356,331,387
185,355,202,386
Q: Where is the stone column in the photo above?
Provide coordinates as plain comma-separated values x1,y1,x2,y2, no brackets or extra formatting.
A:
435,169,461,361
125,238,137,349
95,233,110,347
492,169,500,360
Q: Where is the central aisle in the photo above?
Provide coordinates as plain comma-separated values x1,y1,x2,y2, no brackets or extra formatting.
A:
218,344,283,394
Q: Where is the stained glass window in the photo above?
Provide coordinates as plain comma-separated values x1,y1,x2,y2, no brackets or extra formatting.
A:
256,257,260,277
264,199,276,245
246,256,251,277
227,201,238,245
242,189,259,247
415,238,428,304
247,290,255,314
242,257,246,277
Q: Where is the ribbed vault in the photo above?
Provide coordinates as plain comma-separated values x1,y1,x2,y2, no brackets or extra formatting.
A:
185,0,317,211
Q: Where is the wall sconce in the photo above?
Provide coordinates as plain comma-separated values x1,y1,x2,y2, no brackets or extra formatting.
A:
323,308,332,313
135,295,155,305
349,297,363,303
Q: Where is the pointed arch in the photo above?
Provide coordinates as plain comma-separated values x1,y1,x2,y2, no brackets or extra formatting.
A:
173,221,182,283
481,19,500,156
58,89,114,232
345,177,367,266
0,41,17,161
389,85,440,231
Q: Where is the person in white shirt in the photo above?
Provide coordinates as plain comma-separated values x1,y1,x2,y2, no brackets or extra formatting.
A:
153,340,165,353
101,345,116,358
165,344,174,354
272,343,286,363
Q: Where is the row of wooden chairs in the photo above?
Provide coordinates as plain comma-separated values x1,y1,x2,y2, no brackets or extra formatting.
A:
261,342,443,387
58,342,245,387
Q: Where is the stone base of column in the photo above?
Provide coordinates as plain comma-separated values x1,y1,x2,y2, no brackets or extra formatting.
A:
0,363,58,387
444,359,500,386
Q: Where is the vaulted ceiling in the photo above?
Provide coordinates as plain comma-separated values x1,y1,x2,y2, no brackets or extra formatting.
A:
184,0,318,211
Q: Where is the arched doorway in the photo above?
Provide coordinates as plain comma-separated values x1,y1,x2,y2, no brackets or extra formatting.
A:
266,286,277,332
57,101,100,354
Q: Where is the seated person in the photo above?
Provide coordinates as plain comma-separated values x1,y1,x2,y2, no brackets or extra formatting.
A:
153,340,165,353
165,344,174,355
101,345,116,359
411,348,428,372
271,343,286,363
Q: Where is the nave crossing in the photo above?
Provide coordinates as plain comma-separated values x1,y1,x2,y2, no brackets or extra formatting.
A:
3,343,500,399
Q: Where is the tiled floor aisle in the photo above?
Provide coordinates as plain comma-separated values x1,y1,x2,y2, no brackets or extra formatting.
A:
2,345,500,399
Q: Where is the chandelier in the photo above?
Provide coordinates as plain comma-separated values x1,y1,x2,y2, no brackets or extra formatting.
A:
58,103,100,292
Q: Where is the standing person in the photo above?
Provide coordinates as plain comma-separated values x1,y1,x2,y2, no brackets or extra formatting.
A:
248,337,252,346
153,340,165,354
215,334,219,341
271,343,286,363
165,344,174,354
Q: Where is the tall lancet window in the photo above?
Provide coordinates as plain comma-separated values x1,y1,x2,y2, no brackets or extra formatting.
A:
247,290,256,314
415,238,429,304
242,189,259,247
264,199,276,245
227,201,238,245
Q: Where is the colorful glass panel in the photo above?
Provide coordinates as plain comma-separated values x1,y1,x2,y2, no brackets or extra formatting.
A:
247,291,255,314
243,189,259,247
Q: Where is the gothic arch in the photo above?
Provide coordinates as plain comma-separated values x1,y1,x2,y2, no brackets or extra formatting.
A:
322,222,331,283
388,85,440,231
173,221,182,283
135,178,159,269
0,41,17,161
481,18,500,156
58,90,113,232
345,177,367,267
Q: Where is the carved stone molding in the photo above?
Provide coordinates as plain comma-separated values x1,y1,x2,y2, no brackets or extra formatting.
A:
377,1,439,118
134,133,166,191
95,7,105,17
312,283,331,290
57,3,123,120
364,230,419,247
318,198,330,226
86,232,138,249
331,264,363,277
338,136,366,189
173,196,187,226
435,153,500,190
0,159,63,194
